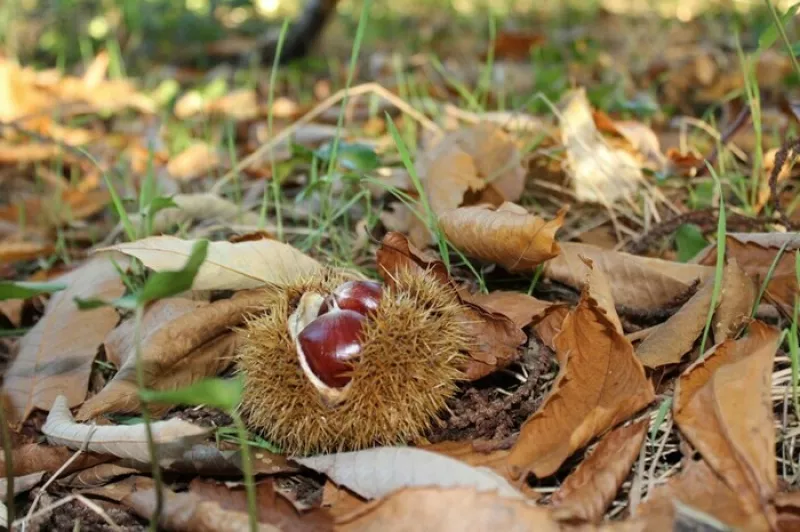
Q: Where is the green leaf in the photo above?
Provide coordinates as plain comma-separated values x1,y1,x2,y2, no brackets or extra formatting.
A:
0,328,30,338
74,294,137,311
314,142,380,172
139,376,243,411
0,281,66,301
759,1,800,50
675,224,708,262
136,239,208,305
144,196,178,218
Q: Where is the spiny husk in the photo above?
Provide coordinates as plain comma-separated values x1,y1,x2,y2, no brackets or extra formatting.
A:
235,268,469,456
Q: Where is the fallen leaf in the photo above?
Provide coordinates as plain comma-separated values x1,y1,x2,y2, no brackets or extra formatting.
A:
593,111,668,172
2,256,127,425
376,232,526,379
507,265,655,479
439,202,565,273
77,291,265,419
190,478,333,531
635,457,773,531
0,188,110,229
532,305,569,352
44,395,210,462
697,234,799,315
544,242,712,309
58,462,140,488
457,301,527,380
322,482,368,521
673,321,780,520
559,88,645,203
293,447,523,500
419,440,512,483
0,443,109,477
167,142,222,182
98,235,321,291
775,491,800,532
85,476,279,532
635,275,716,368
0,239,55,264
335,487,560,532
713,258,756,342
550,419,648,523
416,122,526,216
490,30,545,60
460,291,551,330
375,231,451,287
153,444,295,476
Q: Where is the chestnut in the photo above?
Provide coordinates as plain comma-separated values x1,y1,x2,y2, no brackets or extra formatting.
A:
296,309,366,389
320,280,383,317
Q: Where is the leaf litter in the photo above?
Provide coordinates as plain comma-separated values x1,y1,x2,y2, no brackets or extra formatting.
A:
1,4,800,531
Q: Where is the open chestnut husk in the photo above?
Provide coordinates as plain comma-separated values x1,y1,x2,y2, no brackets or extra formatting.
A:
235,269,469,455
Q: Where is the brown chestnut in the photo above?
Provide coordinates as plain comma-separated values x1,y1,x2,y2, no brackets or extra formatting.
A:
297,309,366,389
319,280,383,317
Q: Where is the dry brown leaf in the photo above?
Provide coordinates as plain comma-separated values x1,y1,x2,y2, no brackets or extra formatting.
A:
439,202,565,273
545,242,712,309
322,482,368,521
190,478,333,531
336,487,560,532
0,239,55,264
86,476,280,532
673,321,780,521
167,142,222,182
713,258,756,342
776,491,800,532
635,276,715,368
457,301,527,380
375,231,451,287
376,232,525,379
100,235,322,291
532,305,569,352
0,443,109,477
58,462,139,488
635,457,773,531
507,265,655,480
559,88,645,203
697,234,799,315
77,291,265,420
0,189,110,229
462,291,551,330
1,256,126,425
130,193,262,236
550,419,648,524
416,121,526,216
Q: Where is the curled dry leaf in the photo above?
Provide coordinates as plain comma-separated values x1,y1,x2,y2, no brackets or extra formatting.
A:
85,476,280,532
439,202,565,273
460,291,551,330
189,478,333,531
696,233,799,315
0,443,109,477
44,395,210,462
77,291,265,420
99,235,321,291
635,275,716,368
673,321,780,521
544,242,712,309
2,256,127,425
634,457,773,531
152,444,295,476
58,462,140,488
416,121,526,216
293,447,523,501
532,305,569,353
507,265,655,480
376,232,526,380
550,419,648,524
559,88,645,203
336,487,560,532
713,258,756,342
